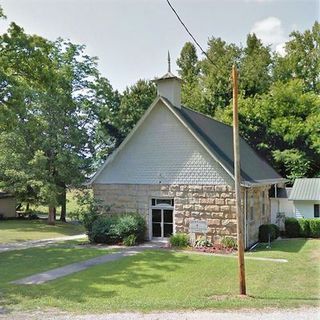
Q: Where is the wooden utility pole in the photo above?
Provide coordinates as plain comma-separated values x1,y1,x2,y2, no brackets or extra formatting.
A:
232,64,246,295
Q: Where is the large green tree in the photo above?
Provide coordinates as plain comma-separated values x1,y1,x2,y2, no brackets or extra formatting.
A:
95,79,156,157
200,37,241,115
176,42,204,111
0,22,101,223
239,33,272,97
216,80,320,180
274,21,320,93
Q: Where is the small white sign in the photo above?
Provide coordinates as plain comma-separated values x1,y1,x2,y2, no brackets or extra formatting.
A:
189,220,208,233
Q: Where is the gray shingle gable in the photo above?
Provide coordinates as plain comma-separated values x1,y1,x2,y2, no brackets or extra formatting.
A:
173,105,283,184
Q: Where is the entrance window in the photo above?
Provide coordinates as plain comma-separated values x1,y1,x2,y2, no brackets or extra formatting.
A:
151,198,174,239
315,204,320,218
151,198,174,207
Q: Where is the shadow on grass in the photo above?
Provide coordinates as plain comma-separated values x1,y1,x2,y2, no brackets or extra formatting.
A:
253,238,307,253
3,250,190,308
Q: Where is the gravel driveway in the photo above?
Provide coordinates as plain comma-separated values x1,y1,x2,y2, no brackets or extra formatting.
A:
1,308,319,320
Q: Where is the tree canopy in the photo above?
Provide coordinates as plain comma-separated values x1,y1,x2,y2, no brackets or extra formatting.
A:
0,4,318,225
176,22,320,180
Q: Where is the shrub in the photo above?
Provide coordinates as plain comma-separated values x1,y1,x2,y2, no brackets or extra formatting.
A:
309,219,320,238
123,234,137,246
298,219,310,237
76,190,110,231
259,224,280,242
169,233,189,247
194,236,212,247
89,215,118,243
87,213,146,244
285,218,300,237
221,236,237,249
113,214,146,242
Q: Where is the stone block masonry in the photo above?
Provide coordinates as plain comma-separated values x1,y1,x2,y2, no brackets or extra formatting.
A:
93,183,270,246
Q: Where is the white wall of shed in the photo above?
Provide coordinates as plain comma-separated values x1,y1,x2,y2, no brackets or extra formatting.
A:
95,101,232,185
293,200,320,219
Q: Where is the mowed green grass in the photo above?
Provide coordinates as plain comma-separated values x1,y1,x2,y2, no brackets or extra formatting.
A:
1,239,319,313
30,189,89,217
0,220,84,243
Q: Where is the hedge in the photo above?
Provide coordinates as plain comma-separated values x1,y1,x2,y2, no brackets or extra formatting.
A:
86,213,146,245
259,224,280,242
285,218,300,237
285,217,320,238
309,219,320,237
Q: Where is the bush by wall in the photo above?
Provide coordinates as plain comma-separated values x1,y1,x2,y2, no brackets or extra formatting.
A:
86,213,146,245
298,219,310,237
285,218,300,237
89,215,119,243
259,224,280,242
221,236,237,249
169,233,189,247
113,214,146,242
123,234,137,246
285,217,320,238
309,219,320,237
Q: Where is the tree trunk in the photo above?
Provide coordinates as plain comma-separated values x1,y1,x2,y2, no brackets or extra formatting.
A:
48,206,55,225
53,207,56,220
60,188,67,222
26,203,30,212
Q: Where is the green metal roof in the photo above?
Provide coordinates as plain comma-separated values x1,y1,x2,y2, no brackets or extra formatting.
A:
289,178,320,201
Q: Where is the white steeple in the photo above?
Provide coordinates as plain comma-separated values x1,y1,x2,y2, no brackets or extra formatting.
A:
153,52,182,108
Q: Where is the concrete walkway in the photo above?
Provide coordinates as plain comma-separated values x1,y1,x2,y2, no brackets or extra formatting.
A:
11,243,288,285
11,243,160,285
0,234,87,252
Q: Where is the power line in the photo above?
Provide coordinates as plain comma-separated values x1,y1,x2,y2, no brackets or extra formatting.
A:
166,0,218,68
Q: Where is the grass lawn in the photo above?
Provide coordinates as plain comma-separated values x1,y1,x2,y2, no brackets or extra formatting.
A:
1,239,319,313
0,220,84,243
30,189,89,217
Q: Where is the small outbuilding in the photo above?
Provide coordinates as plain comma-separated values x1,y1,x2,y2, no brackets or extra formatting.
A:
0,192,16,218
289,178,320,219
90,65,285,248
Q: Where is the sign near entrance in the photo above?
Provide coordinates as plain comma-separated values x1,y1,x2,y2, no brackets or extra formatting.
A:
189,220,208,233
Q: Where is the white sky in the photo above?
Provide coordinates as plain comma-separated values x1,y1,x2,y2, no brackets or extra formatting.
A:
0,0,319,92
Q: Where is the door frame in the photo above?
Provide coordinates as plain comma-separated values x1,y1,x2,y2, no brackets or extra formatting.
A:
149,198,175,240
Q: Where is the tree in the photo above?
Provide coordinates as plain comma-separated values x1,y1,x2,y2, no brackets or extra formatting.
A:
0,23,101,223
95,79,156,156
116,80,156,137
216,80,320,180
89,76,121,163
239,33,272,97
200,37,241,115
176,42,204,111
274,21,320,93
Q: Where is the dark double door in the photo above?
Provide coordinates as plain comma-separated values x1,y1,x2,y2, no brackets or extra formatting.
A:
151,208,173,238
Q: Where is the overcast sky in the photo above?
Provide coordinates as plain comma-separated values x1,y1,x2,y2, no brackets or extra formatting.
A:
0,0,318,92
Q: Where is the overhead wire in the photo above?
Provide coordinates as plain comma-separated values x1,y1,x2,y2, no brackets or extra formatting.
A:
165,0,220,69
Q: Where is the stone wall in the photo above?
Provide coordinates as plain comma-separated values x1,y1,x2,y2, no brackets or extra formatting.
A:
245,186,271,247
93,183,271,247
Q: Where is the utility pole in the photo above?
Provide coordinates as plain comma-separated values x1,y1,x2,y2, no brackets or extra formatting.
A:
232,64,246,295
